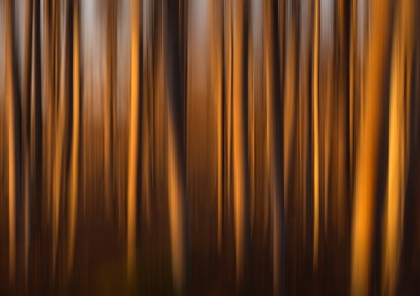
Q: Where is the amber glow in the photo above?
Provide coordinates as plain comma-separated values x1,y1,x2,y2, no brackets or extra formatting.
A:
0,0,419,295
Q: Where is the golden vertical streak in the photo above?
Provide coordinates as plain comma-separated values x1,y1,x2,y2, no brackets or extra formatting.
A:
232,0,246,285
67,0,80,277
5,0,16,283
127,0,140,280
248,18,255,241
350,0,391,294
349,0,356,208
225,0,232,221
43,0,52,227
312,0,320,271
382,0,413,294
217,1,223,256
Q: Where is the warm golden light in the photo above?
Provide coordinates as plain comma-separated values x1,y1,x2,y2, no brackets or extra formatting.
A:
0,0,419,295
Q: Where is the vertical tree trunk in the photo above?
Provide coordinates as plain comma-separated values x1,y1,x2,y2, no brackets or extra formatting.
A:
350,0,392,295
141,0,152,229
232,0,249,287
312,0,320,272
5,0,23,285
67,0,80,277
52,0,64,278
127,0,140,281
22,0,33,287
31,0,43,289
224,0,233,229
382,0,414,294
164,0,188,293
210,0,223,256
104,0,114,220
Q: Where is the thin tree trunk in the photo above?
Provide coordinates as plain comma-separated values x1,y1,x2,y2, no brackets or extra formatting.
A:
312,0,320,272
22,0,33,287
127,0,140,281
164,0,188,293
5,0,22,285
31,0,43,289
67,0,80,277
141,0,151,229
104,0,114,220
232,0,249,286
210,0,223,256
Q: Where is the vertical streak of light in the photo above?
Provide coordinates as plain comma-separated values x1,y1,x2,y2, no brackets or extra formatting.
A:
349,0,356,203
216,0,223,256
312,0,320,272
127,0,139,281
264,0,271,289
382,0,413,294
247,9,255,243
350,0,391,294
232,0,246,285
5,0,17,284
67,0,79,277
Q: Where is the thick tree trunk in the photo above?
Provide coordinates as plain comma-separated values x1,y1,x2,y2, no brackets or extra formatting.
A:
5,0,23,286
350,0,392,295
127,0,140,281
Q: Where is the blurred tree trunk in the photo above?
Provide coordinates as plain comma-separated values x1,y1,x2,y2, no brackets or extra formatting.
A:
382,0,414,294
52,0,62,279
164,0,188,293
127,0,140,281
141,0,152,229
312,0,320,272
30,0,43,290
5,0,23,286
210,0,224,256
67,0,80,278
104,0,115,220
350,0,393,295
231,0,250,288
53,0,73,285
22,0,33,288
223,0,233,233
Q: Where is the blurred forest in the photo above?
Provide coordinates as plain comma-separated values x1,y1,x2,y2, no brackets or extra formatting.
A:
1,0,420,295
